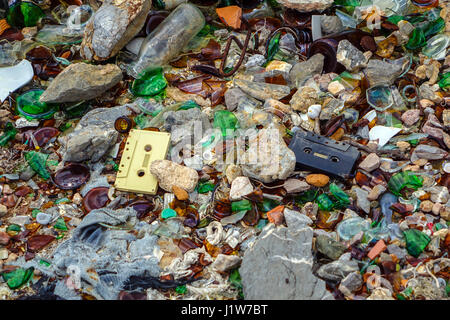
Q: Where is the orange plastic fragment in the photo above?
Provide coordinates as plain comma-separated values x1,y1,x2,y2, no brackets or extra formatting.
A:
367,239,387,260
216,6,242,29
0,19,11,36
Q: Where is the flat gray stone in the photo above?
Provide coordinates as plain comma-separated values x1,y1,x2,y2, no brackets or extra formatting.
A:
289,54,324,87
240,221,333,300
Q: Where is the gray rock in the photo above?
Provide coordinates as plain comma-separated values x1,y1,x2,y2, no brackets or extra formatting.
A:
289,54,324,87
419,83,442,103
163,107,211,134
338,272,363,293
411,144,447,162
240,221,333,300
59,104,134,163
234,79,291,101
363,59,403,87
354,187,370,214
283,179,310,193
241,123,296,183
316,260,359,281
387,244,407,260
316,235,347,260
8,215,30,226
81,0,151,61
19,166,36,181
244,54,266,68
321,15,344,35
224,87,247,112
40,63,123,103
336,40,368,72
284,208,313,228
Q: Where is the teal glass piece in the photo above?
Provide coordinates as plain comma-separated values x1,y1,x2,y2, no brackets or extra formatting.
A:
422,17,445,38
336,217,371,241
0,122,17,146
178,100,201,110
213,110,239,137
256,219,268,230
2,267,34,289
161,208,177,219
329,183,350,208
405,28,427,50
258,198,280,212
24,151,50,180
6,224,21,233
231,199,252,213
16,90,57,121
7,1,44,28
366,85,394,111
387,171,423,196
131,68,167,97
316,193,334,211
403,229,431,258
438,72,450,91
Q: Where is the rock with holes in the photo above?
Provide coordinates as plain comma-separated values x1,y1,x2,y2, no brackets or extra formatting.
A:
150,160,199,193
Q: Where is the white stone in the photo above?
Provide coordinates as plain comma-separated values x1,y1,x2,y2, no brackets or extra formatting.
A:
307,104,322,119
230,176,254,201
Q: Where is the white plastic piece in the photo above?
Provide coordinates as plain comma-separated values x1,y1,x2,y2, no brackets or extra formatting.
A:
369,125,401,148
0,60,34,102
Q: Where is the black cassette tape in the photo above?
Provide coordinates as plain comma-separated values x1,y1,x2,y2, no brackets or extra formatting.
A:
288,130,360,179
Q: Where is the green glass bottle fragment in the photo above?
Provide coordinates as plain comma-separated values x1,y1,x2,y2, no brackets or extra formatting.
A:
25,151,50,180
438,72,450,91
266,32,281,64
422,17,445,38
0,122,17,146
2,267,34,289
175,285,187,294
213,110,239,137
231,199,252,213
316,193,334,211
54,217,68,231
178,100,200,110
403,229,431,258
7,2,44,28
405,28,427,50
16,90,57,121
329,183,350,208
387,15,404,25
387,171,423,196
131,67,167,97
6,224,21,233
197,181,215,193
295,189,318,205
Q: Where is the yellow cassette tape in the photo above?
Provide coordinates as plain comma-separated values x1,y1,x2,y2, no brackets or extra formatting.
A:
115,129,171,195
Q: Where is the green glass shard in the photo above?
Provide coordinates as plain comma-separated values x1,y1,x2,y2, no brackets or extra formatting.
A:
422,17,445,38
387,171,423,196
0,122,17,146
25,151,50,180
197,181,215,194
403,229,431,258
213,110,239,138
6,224,21,233
329,183,350,208
178,100,201,110
54,217,68,231
2,267,34,290
438,72,450,91
7,2,44,28
175,285,187,294
316,193,334,211
231,199,252,213
131,68,167,97
266,32,281,64
16,90,57,121
405,28,427,50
